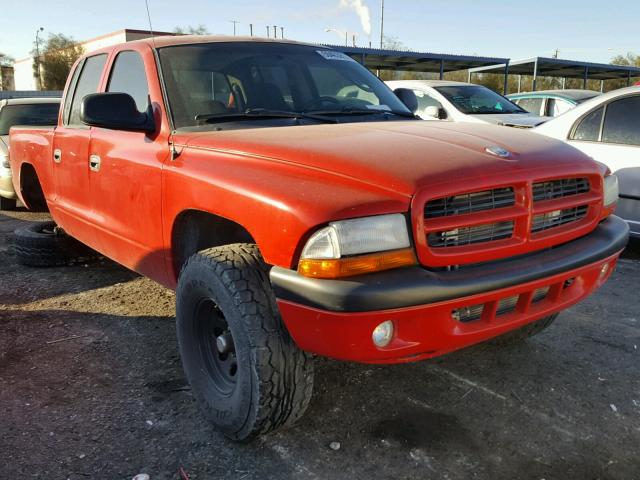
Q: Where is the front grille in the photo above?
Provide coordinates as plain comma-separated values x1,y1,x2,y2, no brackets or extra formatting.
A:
532,178,590,202
531,206,588,233
419,175,599,266
428,221,514,248
425,187,515,218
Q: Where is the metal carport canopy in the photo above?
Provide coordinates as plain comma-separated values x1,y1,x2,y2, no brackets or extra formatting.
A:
322,44,509,79
468,56,640,91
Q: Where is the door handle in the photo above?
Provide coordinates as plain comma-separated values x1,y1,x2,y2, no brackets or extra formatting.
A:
89,154,101,172
53,149,62,163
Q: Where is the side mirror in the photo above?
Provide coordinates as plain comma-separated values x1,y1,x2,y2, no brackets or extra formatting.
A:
81,92,155,133
424,106,446,120
393,88,418,114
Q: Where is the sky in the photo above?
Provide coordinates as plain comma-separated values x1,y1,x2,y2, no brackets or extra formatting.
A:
1,0,637,64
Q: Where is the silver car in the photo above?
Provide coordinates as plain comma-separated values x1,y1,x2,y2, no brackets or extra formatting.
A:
0,98,60,210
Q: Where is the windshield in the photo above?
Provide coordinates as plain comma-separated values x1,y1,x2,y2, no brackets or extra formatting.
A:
157,42,412,129
435,85,525,115
0,103,60,135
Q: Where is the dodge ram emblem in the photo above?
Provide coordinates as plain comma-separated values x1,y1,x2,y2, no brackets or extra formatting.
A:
485,146,511,158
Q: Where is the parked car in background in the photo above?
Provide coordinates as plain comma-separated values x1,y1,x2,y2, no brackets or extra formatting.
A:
508,89,600,117
535,86,640,237
0,98,60,210
386,80,550,128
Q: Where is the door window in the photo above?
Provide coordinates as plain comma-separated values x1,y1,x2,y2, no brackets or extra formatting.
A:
107,51,150,112
547,98,573,117
67,54,107,126
571,106,604,142
516,97,544,115
601,96,640,146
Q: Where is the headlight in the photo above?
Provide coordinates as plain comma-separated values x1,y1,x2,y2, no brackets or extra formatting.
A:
298,213,416,278
603,174,619,207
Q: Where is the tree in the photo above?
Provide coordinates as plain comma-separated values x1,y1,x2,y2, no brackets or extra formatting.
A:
173,24,210,35
0,52,13,67
611,53,640,67
33,34,84,90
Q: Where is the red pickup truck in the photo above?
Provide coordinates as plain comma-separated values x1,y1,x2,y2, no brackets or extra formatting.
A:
9,36,628,441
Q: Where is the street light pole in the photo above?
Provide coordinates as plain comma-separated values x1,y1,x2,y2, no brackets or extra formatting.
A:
35,27,44,90
230,20,239,36
380,0,384,48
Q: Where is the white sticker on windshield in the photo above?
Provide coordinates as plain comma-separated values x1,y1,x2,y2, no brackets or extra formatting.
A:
317,50,355,61
366,104,392,111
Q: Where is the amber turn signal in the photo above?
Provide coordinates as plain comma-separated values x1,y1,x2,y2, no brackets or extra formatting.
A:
298,248,417,279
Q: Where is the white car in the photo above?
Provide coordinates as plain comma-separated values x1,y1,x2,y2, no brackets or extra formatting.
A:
534,86,640,237
386,80,549,128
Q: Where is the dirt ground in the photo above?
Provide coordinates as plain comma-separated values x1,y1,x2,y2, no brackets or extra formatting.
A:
1,209,639,480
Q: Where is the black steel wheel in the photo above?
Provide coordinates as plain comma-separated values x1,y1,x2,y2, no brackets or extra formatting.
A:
176,243,314,441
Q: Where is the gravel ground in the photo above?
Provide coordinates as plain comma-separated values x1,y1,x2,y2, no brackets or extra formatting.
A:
1,209,639,480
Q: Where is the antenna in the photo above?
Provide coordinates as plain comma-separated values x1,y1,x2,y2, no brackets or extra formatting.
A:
144,0,157,48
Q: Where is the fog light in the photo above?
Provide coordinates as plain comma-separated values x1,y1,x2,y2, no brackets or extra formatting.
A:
372,320,394,347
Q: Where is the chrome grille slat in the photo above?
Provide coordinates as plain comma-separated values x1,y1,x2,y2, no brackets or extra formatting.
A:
532,178,590,202
531,206,588,233
425,187,515,218
428,221,514,248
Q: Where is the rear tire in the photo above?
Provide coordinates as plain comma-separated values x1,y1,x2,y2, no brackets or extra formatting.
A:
176,243,314,441
0,197,17,211
490,314,559,346
13,221,97,267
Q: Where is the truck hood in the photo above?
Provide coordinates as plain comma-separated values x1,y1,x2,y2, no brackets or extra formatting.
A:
469,113,551,128
175,121,597,197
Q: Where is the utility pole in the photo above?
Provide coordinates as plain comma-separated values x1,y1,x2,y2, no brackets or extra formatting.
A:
230,20,239,36
280,27,284,39
380,0,384,48
273,25,277,38
552,48,559,59
35,27,44,90
249,23,253,36
266,26,270,37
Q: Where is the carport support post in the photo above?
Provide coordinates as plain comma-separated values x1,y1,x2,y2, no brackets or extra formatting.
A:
583,67,589,89
467,70,472,83
627,70,632,86
600,80,605,93
517,75,522,93
503,62,509,95
562,77,566,89
532,59,538,92
439,59,444,80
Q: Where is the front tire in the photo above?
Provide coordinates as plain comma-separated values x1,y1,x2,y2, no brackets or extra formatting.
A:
176,243,314,441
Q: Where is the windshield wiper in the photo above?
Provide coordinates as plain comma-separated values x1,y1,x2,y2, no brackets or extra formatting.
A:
311,107,417,119
196,108,338,124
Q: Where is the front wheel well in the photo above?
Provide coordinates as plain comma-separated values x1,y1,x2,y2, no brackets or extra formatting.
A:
20,163,48,212
171,210,256,278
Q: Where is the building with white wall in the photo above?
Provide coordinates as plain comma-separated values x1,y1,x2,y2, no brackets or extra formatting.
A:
13,29,176,91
